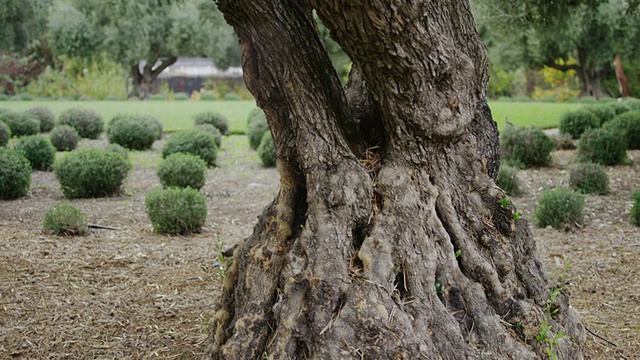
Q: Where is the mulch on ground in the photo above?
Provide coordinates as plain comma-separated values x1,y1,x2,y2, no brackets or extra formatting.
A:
0,136,637,359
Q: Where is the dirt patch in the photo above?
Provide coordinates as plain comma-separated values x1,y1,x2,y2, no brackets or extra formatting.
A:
0,136,638,359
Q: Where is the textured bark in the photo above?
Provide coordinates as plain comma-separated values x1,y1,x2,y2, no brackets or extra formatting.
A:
203,1,584,359
576,47,608,99
614,54,631,98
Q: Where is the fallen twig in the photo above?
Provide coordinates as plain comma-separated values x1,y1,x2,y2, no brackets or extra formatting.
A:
87,223,121,231
586,326,617,347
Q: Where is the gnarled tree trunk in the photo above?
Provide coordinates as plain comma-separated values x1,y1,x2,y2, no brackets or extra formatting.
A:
203,1,585,359
127,56,177,99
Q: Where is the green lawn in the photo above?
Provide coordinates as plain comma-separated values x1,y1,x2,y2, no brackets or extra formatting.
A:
0,100,258,134
0,99,581,133
489,102,582,131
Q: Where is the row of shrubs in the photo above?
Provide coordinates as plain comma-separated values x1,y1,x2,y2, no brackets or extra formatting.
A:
501,114,638,169
497,160,639,229
0,91,245,102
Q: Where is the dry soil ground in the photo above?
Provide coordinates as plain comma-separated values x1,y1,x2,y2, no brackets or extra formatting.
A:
0,135,638,359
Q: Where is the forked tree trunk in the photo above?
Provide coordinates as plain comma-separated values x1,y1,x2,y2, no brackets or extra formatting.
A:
203,1,585,359
127,56,177,99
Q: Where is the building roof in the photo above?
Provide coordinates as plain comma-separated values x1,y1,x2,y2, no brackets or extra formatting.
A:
145,57,243,79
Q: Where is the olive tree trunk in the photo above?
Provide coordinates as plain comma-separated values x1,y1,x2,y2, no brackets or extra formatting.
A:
203,1,585,359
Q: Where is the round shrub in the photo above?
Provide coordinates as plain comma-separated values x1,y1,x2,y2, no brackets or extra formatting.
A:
247,108,266,125
533,188,585,230
605,102,631,116
157,153,207,190
257,131,276,167
553,133,575,150
19,93,34,101
174,92,189,101
50,125,79,151
569,163,609,195
222,92,242,101
200,92,218,101
57,108,104,139
559,108,599,139
195,124,222,147
107,114,160,150
585,105,616,126
26,106,56,132
577,128,627,166
578,96,598,104
0,111,40,137
104,94,120,101
500,126,554,168
602,111,640,149
496,164,521,196
43,202,88,236
150,93,167,101
105,143,129,157
0,147,31,199
248,115,270,150
193,110,229,135
145,187,207,235
13,135,56,171
0,120,11,147
631,190,640,226
162,130,218,167
152,117,163,140
54,148,131,198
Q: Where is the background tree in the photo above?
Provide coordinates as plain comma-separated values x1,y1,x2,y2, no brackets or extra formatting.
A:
46,0,241,98
203,0,584,359
474,0,640,98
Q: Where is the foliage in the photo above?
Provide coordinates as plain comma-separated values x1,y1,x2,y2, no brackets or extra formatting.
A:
500,126,554,168
257,131,276,167
49,125,79,151
0,53,45,95
26,106,55,132
247,107,266,125
601,111,640,149
0,119,10,146
174,92,189,101
157,153,207,190
577,128,628,166
105,143,128,157
584,105,616,125
107,114,160,150
553,133,575,150
13,134,55,171
631,190,640,226
48,0,239,78
27,57,127,100
0,110,40,137
496,164,521,195
569,163,610,195
43,202,88,236
57,108,104,139
145,187,207,235
248,114,270,150
150,93,167,101
195,124,222,148
0,147,31,199
200,91,218,101
162,130,218,167
54,148,131,198
193,110,229,135
559,108,600,139
222,92,242,101
533,188,585,230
